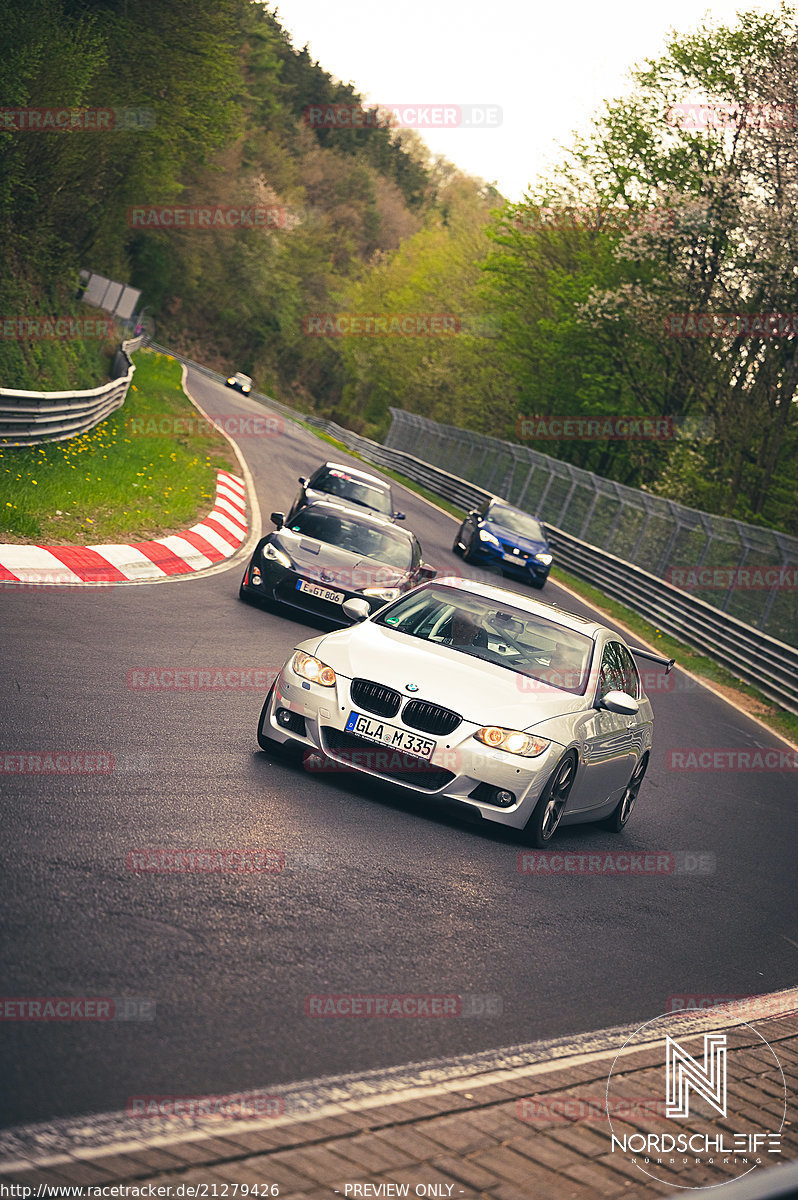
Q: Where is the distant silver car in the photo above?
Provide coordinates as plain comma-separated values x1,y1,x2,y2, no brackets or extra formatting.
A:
257,578,673,845
288,462,405,522
226,372,252,395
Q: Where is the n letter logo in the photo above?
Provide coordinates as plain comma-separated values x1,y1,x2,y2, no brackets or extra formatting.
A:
666,1033,727,1118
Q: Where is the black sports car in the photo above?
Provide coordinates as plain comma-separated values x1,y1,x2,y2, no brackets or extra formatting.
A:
239,499,434,624
288,461,405,522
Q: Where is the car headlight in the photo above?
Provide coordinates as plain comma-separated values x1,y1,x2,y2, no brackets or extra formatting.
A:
262,541,291,568
227,377,235,385
474,727,550,757
535,552,553,565
243,385,251,392
479,529,501,548
362,587,401,602
291,651,337,687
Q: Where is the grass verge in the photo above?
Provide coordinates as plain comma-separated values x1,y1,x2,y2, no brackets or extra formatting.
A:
0,349,236,543
297,422,798,744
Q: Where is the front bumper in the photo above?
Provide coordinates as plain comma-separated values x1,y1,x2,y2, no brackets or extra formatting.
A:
260,662,565,830
472,541,550,584
241,557,386,624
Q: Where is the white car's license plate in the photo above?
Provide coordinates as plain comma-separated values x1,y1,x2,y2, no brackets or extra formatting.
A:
296,579,345,604
345,711,435,759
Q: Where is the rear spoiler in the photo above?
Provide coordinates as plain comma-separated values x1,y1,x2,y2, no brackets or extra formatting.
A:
629,647,675,674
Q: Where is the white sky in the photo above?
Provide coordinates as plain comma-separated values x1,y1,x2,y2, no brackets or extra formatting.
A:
268,0,781,200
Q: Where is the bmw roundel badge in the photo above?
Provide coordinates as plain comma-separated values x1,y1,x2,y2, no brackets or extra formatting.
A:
405,682,419,692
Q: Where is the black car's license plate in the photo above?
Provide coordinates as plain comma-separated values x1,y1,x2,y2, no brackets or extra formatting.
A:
296,579,345,604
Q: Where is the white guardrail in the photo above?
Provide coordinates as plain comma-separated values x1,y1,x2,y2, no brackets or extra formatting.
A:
0,335,144,447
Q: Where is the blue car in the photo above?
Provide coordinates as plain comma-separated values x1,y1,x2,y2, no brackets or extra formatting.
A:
452,498,552,589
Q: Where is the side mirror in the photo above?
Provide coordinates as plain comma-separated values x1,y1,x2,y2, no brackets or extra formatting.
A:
394,511,406,520
600,690,639,716
418,563,437,581
342,598,371,622
270,511,285,529
298,476,309,487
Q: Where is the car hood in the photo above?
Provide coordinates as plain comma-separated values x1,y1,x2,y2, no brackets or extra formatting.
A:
273,533,406,587
298,621,586,728
485,522,549,554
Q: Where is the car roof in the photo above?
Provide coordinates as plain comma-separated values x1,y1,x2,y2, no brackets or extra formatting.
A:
426,577,610,639
288,498,413,538
486,498,543,521
315,462,391,490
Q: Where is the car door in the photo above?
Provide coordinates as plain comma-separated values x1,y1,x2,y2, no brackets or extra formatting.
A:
574,641,639,811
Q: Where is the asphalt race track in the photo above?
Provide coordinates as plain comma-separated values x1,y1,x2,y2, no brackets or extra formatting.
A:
1,366,796,1129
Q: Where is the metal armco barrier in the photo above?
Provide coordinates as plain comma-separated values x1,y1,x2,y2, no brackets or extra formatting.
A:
147,343,798,713
308,437,798,715
0,335,143,447
384,409,798,649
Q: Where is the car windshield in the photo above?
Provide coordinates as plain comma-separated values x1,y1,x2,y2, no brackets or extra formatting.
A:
376,587,592,692
313,469,392,515
487,504,545,541
287,510,411,569
234,374,251,385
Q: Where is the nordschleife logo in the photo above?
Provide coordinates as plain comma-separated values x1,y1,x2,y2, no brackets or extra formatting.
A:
606,1010,785,1189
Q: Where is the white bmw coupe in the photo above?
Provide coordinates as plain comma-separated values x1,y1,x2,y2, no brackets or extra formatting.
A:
257,578,673,846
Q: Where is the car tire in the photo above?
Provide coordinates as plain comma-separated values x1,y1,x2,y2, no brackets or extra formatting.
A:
462,532,479,564
451,528,465,555
603,752,649,832
530,578,546,590
522,751,578,848
239,573,249,602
